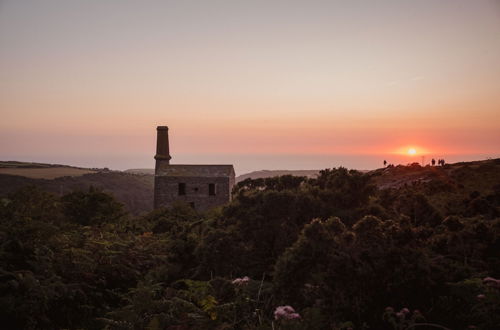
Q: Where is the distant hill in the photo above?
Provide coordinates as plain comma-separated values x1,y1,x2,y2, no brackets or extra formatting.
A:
125,168,155,175
236,170,320,182
0,164,322,214
0,161,101,176
0,162,153,215
3,159,498,215
0,161,85,169
124,168,321,182
0,161,98,179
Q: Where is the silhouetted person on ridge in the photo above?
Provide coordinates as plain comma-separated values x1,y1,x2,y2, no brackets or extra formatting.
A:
384,160,387,167
431,158,436,166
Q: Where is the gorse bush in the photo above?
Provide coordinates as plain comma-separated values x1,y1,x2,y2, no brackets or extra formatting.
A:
61,186,125,226
0,164,499,329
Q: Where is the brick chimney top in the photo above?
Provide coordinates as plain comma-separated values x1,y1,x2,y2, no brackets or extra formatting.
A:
154,125,171,162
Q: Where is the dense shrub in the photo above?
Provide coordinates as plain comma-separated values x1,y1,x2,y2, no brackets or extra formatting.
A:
0,163,499,329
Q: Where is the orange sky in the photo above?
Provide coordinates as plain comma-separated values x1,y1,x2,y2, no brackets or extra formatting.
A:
0,0,499,173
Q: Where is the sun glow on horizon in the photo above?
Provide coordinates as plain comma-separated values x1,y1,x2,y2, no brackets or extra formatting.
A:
391,146,432,156
407,148,417,156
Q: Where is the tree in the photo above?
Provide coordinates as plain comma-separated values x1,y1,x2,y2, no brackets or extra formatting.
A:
61,186,125,226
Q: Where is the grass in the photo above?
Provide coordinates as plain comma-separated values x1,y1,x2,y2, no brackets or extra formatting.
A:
0,167,97,179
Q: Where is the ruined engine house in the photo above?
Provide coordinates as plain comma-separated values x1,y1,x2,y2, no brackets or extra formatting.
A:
153,126,235,211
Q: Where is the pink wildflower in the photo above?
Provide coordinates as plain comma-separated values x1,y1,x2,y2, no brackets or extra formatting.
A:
232,276,250,285
476,294,486,300
483,277,500,288
274,305,301,320
401,307,410,314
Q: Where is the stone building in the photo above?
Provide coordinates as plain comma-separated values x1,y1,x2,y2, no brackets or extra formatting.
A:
153,126,235,211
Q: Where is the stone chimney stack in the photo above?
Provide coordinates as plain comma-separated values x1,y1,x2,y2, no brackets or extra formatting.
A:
155,126,171,164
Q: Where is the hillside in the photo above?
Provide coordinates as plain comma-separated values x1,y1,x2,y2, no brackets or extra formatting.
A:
0,161,88,169
124,168,321,182
2,157,499,329
0,162,153,214
371,159,500,191
0,161,98,179
125,168,155,175
237,159,500,190
2,159,499,216
368,158,500,218
235,169,320,182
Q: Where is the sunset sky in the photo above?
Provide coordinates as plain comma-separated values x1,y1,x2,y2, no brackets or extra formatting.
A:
1,0,499,174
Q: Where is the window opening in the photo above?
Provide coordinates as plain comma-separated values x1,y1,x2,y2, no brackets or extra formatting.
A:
178,183,186,195
209,183,216,196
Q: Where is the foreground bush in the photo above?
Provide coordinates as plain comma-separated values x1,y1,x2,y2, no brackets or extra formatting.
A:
0,163,499,329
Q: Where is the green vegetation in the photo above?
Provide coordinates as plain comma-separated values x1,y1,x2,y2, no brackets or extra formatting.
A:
0,171,153,215
0,161,75,168
0,159,499,329
0,167,98,180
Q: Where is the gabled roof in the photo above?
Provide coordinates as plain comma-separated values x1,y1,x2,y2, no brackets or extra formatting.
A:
156,164,235,177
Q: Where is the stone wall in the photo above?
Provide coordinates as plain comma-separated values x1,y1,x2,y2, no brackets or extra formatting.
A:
154,176,232,211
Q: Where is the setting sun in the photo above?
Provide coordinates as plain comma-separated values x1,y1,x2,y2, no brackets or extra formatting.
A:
407,148,417,155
